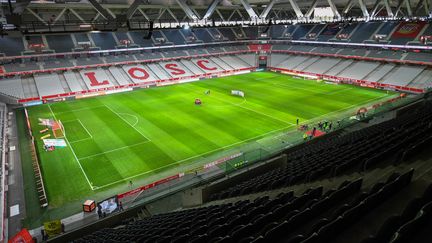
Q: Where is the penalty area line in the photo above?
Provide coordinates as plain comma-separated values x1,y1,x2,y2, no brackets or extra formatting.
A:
47,104,95,190
78,140,151,160
92,124,296,190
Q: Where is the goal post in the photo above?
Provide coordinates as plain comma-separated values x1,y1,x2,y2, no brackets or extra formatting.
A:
52,120,65,138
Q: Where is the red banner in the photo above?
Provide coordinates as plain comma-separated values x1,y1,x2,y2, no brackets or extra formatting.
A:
8,229,34,243
248,44,272,51
0,66,4,75
117,173,184,200
392,22,426,38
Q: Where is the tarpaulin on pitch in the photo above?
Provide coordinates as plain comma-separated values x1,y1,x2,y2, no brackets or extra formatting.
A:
43,139,67,147
392,22,426,38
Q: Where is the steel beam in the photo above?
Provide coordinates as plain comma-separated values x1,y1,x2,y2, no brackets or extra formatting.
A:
405,0,412,16
370,0,381,16
26,8,48,25
126,0,143,20
175,0,199,20
260,0,278,19
202,0,222,20
327,0,341,18
137,8,150,21
239,0,259,19
13,0,31,15
215,9,225,21
305,0,319,18
358,0,370,18
288,0,303,18
343,0,355,15
68,8,86,23
166,8,179,22
52,8,67,24
87,0,115,20
384,0,394,16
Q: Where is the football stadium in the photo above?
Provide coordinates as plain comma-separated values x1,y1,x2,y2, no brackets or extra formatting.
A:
1,0,432,242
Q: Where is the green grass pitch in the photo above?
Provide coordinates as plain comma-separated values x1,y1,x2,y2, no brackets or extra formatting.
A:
22,71,394,215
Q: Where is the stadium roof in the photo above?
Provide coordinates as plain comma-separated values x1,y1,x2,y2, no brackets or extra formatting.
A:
0,0,430,33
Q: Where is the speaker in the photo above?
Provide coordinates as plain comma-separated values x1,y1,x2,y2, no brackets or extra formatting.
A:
263,18,273,33
144,21,153,39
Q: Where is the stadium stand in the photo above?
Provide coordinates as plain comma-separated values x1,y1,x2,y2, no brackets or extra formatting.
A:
164,30,186,45
90,32,118,50
217,28,237,41
381,66,425,86
270,25,285,39
350,22,382,43
207,105,432,201
33,73,66,97
408,69,432,88
291,25,313,39
338,61,381,80
71,169,427,243
390,22,426,45
41,94,430,243
364,63,396,82
373,22,399,40
192,29,214,43
128,31,154,47
337,48,368,57
45,34,75,53
5,2,432,240
303,57,341,74
0,37,25,56
404,52,432,62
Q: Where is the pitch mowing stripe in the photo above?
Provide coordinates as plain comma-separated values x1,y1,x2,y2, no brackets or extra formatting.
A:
54,105,106,115
78,140,151,160
104,104,151,141
93,123,297,190
77,119,93,138
183,84,295,126
297,93,391,125
47,104,94,190
93,92,393,189
63,119,93,139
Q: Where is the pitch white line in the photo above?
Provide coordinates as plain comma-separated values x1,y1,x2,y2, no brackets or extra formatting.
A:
183,85,294,126
47,104,95,190
298,93,391,125
78,140,151,160
104,105,151,141
325,87,353,95
118,113,139,127
93,123,296,190
92,91,393,189
54,105,106,115
77,119,93,138
69,137,92,144
213,95,295,126
63,119,93,138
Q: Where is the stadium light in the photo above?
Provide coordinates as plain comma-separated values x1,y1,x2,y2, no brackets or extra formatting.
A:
183,25,190,30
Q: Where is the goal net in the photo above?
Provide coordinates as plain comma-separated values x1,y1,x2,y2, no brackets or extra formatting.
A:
52,120,65,138
231,90,245,97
